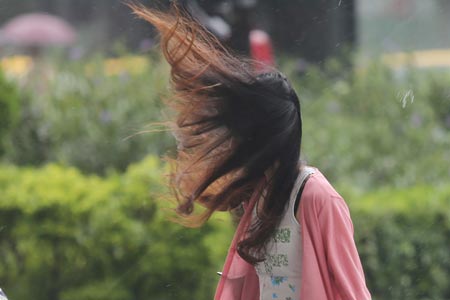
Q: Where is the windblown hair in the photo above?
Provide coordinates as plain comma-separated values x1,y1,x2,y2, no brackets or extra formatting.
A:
130,2,303,264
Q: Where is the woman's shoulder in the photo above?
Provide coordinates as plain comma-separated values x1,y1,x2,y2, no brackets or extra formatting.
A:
300,167,346,214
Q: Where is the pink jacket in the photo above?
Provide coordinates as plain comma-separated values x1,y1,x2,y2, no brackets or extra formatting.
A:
215,170,371,300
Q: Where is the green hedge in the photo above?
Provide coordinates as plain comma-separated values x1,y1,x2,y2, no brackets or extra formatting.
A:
2,55,450,188
0,69,19,156
0,157,449,299
0,157,232,300
345,185,450,300
290,61,450,189
3,55,174,174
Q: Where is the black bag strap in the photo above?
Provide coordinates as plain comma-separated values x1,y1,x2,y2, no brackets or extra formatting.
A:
294,172,312,214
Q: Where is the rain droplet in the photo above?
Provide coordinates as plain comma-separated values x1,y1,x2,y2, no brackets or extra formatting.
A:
398,89,415,108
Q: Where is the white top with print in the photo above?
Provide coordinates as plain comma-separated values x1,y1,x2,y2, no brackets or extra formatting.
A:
253,167,315,300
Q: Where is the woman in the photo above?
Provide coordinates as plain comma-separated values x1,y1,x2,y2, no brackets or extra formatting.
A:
130,3,371,300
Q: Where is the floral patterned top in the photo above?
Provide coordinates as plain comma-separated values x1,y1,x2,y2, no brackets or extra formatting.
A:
253,167,315,300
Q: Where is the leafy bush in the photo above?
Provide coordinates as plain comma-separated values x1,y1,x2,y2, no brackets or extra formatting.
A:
0,157,448,300
345,185,450,300
426,72,450,129
4,55,449,187
288,61,450,189
0,69,20,155
5,55,174,174
0,157,232,300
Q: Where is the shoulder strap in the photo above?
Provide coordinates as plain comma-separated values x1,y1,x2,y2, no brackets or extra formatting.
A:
293,167,315,214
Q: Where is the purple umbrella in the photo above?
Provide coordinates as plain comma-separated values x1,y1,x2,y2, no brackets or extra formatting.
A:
0,12,76,47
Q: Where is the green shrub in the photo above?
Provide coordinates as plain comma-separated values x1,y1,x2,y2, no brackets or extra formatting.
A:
5,55,450,188
5,55,174,174
344,185,450,300
0,69,20,156
426,72,450,129
291,61,450,189
0,157,449,299
0,157,233,300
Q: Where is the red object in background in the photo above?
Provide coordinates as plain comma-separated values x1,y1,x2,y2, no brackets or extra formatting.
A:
249,29,275,72
0,13,76,47
388,0,415,18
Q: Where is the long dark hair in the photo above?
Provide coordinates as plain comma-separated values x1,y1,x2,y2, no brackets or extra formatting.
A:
130,2,303,264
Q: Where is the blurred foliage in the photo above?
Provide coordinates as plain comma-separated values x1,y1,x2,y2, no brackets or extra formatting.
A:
426,73,450,129
0,52,449,299
345,186,450,300
2,54,174,174
0,69,20,156
0,156,448,300
0,55,34,78
283,59,450,189
1,53,449,187
0,156,233,300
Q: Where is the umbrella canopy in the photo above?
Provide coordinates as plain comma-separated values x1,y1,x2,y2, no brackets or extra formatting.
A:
0,12,76,47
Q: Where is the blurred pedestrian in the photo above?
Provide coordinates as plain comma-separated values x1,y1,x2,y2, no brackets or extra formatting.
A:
130,3,371,300
180,0,231,41
249,29,275,71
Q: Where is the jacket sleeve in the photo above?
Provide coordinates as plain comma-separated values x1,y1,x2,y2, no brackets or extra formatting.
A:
317,196,372,300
